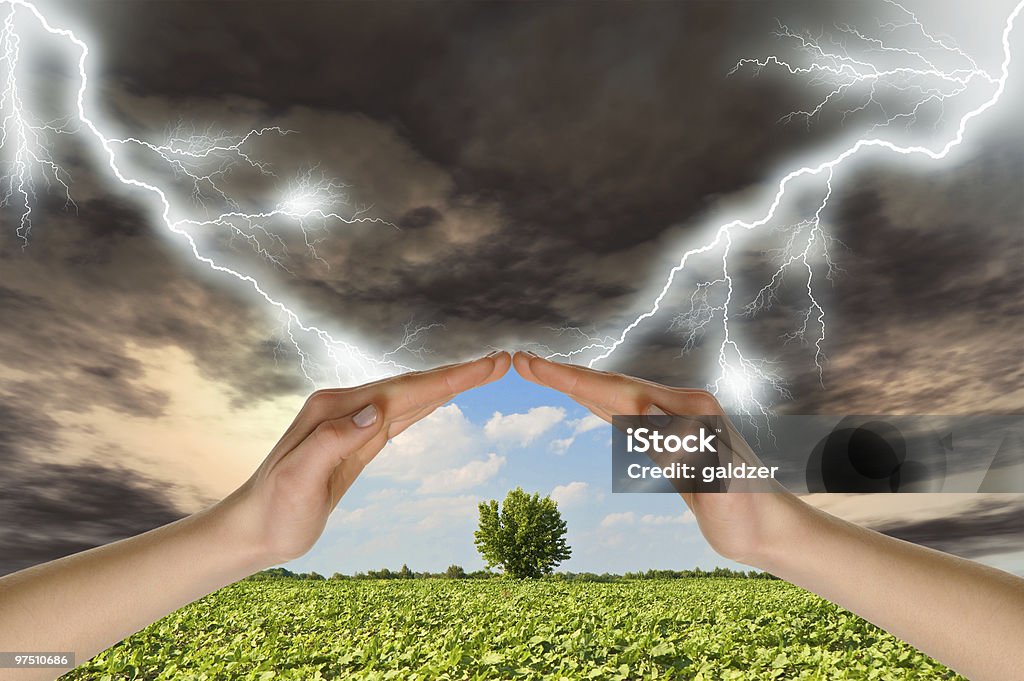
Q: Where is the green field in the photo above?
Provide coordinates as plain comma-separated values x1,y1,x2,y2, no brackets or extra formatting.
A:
65,579,962,680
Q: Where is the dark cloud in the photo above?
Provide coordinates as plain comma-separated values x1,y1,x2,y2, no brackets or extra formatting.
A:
878,498,1024,559
0,398,186,576
22,0,1016,401
398,206,443,231
6,0,1016,408
2,0,1022,571
22,0,868,355
778,134,1024,414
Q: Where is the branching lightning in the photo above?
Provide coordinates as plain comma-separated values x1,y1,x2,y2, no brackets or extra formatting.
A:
0,0,433,387
1,0,1020,407
565,0,1023,418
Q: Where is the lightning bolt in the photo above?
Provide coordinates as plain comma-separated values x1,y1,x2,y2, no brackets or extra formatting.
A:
566,0,1023,419
0,0,435,387
2,0,1019,406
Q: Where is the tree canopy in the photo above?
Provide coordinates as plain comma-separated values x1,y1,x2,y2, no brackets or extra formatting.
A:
474,487,571,578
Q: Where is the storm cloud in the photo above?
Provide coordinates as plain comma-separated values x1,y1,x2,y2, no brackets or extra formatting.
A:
1,0,1021,573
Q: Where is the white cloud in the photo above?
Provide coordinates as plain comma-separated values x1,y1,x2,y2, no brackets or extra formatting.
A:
550,413,608,454
366,488,403,501
484,406,565,447
419,453,506,494
599,511,694,528
639,512,695,526
368,404,498,495
600,511,637,528
550,481,592,507
405,495,482,530
330,505,373,527
550,437,574,454
371,404,478,481
572,414,607,435
327,494,481,532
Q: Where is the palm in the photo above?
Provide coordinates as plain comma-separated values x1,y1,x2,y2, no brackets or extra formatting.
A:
513,351,795,566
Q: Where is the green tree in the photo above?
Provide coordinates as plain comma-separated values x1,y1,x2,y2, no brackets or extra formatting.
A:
474,487,571,578
445,564,467,579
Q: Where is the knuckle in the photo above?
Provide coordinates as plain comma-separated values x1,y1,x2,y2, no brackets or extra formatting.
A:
268,461,312,505
616,375,641,394
389,377,427,411
611,377,641,408
312,418,347,446
272,461,304,490
404,387,422,411
690,390,722,415
304,390,333,412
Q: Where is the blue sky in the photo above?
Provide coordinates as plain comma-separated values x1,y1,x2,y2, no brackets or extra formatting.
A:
285,370,747,576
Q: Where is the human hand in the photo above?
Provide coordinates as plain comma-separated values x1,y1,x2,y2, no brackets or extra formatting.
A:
218,351,511,568
512,351,806,568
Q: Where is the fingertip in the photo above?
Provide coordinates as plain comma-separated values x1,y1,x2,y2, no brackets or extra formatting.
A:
523,351,557,382
475,350,510,386
456,350,509,390
527,355,589,398
512,350,543,383
466,352,501,383
485,350,512,382
432,355,495,396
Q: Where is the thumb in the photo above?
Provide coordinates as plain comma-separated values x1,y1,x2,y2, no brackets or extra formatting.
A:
284,403,384,483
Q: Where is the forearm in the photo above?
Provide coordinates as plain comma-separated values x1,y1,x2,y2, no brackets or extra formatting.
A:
0,358,501,681
755,494,1024,681
0,497,268,679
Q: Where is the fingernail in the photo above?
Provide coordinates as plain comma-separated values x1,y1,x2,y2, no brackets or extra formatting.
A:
645,404,672,427
352,404,378,428
485,350,501,358
525,350,540,358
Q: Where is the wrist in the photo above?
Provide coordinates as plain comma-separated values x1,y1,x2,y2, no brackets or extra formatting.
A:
744,491,819,575
200,491,276,577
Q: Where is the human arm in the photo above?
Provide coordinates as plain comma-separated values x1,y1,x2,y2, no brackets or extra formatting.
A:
513,351,1024,681
0,351,510,679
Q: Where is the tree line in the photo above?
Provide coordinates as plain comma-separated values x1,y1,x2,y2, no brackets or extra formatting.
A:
246,566,777,582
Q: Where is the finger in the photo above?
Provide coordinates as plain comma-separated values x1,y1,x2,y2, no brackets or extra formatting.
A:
523,355,636,412
328,403,424,503
516,352,629,422
343,388,458,471
524,353,679,394
309,355,496,419
328,426,391,504
273,353,503,458
376,352,499,417
327,396,454,504
327,367,503,505
387,397,449,439
323,389,489,506
560,392,614,423
284,385,452,491
317,357,474,398
512,350,543,383
276,403,385,487
481,350,512,385
272,352,503,492
526,354,722,416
